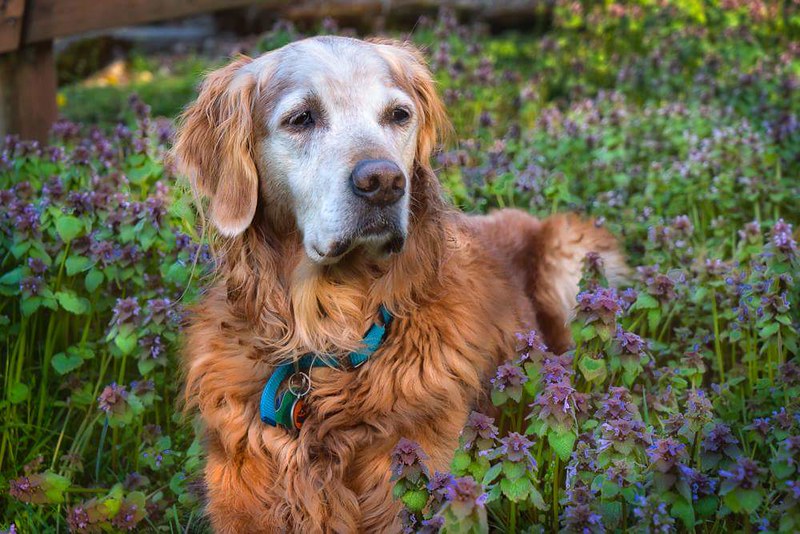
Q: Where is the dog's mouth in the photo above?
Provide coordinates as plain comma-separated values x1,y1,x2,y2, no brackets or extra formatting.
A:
310,218,406,265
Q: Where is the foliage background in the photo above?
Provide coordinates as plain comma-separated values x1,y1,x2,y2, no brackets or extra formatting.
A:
1,1,799,532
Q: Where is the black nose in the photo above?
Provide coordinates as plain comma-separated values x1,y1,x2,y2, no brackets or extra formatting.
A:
349,159,406,207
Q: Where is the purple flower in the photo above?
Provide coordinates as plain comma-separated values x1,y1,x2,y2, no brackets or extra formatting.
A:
678,464,716,501
746,417,771,438
98,383,128,414
8,475,43,503
460,411,498,451
27,257,48,275
112,297,141,327
739,220,761,242
491,362,527,393
66,506,91,531
418,516,445,534
443,476,487,519
647,438,687,473
614,327,648,358
19,275,44,297
51,120,80,142
779,361,800,386
719,456,766,492
633,496,676,533
111,500,142,530
770,218,797,258
516,329,548,359
787,480,800,501
428,472,454,509
391,438,429,483
540,354,574,384
684,389,713,427
702,423,739,457
595,387,638,421
672,215,694,237
597,418,650,455
15,204,40,239
562,503,605,533
90,238,119,266
606,459,636,487
576,287,624,325
131,379,155,396
145,298,173,325
139,335,164,360
145,196,167,228
482,432,537,471
782,436,800,462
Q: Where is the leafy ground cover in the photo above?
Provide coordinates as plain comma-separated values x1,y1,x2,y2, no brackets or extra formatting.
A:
2,1,800,532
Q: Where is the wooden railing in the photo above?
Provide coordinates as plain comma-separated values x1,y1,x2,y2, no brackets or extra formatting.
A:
0,0,270,142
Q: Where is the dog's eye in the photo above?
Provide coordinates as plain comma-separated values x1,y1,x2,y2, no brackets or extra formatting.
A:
390,107,411,124
287,110,314,128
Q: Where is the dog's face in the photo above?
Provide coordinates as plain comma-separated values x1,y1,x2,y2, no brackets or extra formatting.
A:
175,37,447,264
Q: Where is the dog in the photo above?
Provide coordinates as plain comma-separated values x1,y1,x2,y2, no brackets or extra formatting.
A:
173,36,626,533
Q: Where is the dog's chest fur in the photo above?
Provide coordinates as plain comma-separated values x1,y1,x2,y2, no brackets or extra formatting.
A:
182,220,537,532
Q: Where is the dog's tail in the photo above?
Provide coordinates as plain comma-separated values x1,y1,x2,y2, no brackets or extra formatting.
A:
527,213,628,352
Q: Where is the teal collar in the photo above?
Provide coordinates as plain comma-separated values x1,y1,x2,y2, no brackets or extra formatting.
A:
259,306,393,430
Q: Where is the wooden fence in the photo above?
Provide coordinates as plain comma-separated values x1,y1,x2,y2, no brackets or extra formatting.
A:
0,0,270,142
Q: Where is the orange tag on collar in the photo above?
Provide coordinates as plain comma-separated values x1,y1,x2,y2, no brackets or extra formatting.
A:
292,398,308,430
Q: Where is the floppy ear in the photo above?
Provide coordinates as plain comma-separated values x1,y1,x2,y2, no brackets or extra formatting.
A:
173,57,260,237
371,40,450,167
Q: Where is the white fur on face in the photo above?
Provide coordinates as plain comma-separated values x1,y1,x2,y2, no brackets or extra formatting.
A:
250,37,419,264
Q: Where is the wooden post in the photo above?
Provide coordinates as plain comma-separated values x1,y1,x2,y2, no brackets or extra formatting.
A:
0,40,57,142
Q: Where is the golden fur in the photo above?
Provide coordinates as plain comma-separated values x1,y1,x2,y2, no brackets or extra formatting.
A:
174,38,626,533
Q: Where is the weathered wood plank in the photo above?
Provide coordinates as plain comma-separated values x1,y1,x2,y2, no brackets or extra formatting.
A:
7,0,277,53
0,0,26,52
0,41,57,142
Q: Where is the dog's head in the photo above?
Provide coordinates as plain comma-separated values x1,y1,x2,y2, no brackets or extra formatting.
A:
174,36,448,264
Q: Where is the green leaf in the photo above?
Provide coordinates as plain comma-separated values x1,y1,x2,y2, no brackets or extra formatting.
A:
601,479,619,499
138,358,158,376
694,495,717,517
671,499,695,529
21,297,42,316
633,293,659,310
115,331,139,355
11,240,31,257
759,322,780,339
579,356,607,383
65,255,91,276
8,382,30,404
548,429,576,462
724,488,762,514
647,308,661,333
502,460,526,480
491,388,509,406
56,290,90,315
529,487,547,510
85,269,104,292
56,215,84,243
0,267,23,286
401,489,429,512
500,476,530,502
771,459,796,480
165,261,189,285
451,450,472,474
42,472,71,504
482,463,503,485
52,352,84,375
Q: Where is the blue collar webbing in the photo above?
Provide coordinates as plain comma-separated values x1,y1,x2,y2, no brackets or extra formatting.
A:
259,306,393,429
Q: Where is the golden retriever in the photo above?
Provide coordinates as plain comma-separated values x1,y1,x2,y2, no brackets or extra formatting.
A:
174,36,625,533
